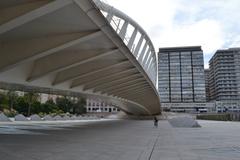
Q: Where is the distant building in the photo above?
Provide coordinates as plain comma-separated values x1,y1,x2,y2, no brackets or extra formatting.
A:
39,93,58,103
86,99,120,113
208,48,240,112
204,69,211,102
158,46,211,112
0,89,58,103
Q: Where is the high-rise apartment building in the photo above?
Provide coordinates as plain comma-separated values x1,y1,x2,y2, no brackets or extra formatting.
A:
208,48,240,112
158,46,210,112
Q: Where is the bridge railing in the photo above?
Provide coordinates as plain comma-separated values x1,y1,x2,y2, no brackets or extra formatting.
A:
93,0,157,87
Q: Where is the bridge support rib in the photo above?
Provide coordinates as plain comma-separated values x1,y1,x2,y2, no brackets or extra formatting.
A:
27,48,119,82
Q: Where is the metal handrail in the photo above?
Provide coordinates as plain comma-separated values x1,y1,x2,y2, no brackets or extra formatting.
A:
93,0,157,86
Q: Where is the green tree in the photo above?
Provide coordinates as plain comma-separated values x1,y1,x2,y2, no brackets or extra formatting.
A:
73,97,86,114
31,101,42,114
0,91,8,111
41,99,60,114
7,90,18,111
56,96,73,113
25,92,40,116
14,96,28,115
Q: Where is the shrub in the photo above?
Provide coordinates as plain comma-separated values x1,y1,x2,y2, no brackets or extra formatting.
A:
3,109,17,117
197,114,231,121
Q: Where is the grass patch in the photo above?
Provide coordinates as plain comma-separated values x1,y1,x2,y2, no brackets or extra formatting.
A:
197,114,231,121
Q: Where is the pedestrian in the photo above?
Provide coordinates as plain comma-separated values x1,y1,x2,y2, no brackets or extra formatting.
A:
154,116,158,128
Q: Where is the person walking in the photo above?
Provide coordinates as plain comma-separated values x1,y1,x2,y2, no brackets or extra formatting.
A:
154,116,158,128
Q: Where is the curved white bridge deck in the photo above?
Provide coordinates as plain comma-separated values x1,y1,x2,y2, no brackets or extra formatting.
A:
0,0,160,115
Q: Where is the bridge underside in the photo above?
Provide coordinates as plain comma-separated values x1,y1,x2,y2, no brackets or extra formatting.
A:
0,0,161,115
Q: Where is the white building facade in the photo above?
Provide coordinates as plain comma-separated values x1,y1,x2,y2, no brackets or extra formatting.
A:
86,99,120,113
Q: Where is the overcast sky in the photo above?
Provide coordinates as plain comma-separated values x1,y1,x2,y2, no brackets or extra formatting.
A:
105,0,240,68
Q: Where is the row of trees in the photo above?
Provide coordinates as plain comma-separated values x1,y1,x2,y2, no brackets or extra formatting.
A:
0,90,86,117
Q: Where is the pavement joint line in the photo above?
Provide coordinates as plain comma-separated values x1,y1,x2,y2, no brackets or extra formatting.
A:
148,129,161,160
137,127,161,160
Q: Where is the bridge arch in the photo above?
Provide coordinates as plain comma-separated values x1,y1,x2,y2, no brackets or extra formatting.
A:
0,0,161,115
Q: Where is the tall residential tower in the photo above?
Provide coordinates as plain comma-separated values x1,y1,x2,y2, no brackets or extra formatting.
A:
209,48,240,112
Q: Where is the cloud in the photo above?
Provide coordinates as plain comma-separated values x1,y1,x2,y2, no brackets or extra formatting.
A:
229,35,240,48
105,0,179,30
153,19,224,54
105,0,239,68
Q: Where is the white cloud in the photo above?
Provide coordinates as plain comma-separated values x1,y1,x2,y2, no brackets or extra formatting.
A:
105,0,179,30
154,19,224,54
230,35,240,48
105,0,239,68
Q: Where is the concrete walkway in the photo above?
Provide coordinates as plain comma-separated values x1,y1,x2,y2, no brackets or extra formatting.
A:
0,120,240,160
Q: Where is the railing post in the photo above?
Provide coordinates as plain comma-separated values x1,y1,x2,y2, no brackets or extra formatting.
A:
144,51,152,69
138,43,148,62
119,21,128,40
147,57,153,71
95,1,158,88
142,48,151,67
133,35,144,57
106,12,113,22
127,28,137,50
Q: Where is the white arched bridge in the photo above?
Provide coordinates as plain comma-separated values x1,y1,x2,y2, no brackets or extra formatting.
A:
0,0,160,115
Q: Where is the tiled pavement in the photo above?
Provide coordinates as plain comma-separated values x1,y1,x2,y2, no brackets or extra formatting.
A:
0,119,240,160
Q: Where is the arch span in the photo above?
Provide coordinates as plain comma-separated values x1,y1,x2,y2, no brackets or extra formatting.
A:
0,0,161,115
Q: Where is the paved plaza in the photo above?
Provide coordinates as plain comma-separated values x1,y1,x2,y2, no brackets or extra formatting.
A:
0,119,240,160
